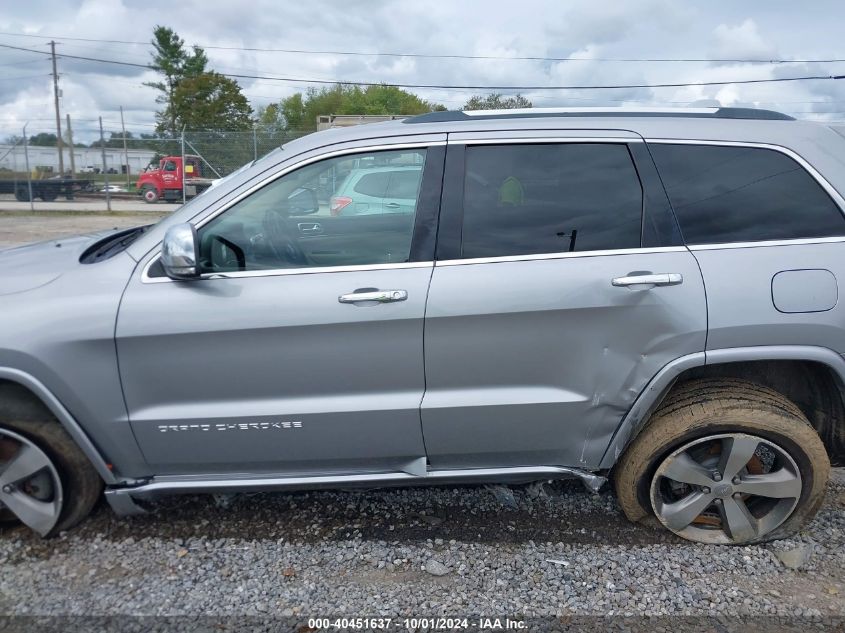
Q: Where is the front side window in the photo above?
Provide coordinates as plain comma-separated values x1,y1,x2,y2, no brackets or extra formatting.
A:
460,143,643,258
649,143,845,245
197,148,426,273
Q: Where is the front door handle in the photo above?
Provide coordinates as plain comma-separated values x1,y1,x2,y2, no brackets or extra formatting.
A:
612,273,683,288
338,289,408,304
384,202,401,209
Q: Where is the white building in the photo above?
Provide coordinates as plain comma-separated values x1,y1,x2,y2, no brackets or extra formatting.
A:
0,144,156,175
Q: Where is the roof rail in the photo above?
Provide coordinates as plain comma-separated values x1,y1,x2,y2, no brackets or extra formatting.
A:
403,107,795,124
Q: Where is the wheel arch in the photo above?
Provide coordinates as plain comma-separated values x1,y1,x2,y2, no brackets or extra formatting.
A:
0,368,118,485
600,345,845,469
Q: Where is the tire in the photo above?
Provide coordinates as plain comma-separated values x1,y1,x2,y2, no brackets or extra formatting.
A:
14,186,30,202
0,393,102,536
39,188,58,202
613,378,830,544
141,185,159,204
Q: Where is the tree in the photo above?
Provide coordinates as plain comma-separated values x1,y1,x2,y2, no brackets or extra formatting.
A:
463,93,532,110
265,85,445,134
146,25,209,136
171,72,253,131
28,132,58,147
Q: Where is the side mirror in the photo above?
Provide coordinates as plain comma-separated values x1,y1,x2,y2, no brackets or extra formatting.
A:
284,187,319,215
161,223,200,280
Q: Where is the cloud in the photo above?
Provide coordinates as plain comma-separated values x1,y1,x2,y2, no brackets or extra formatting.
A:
0,0,843,142
709,19,778,64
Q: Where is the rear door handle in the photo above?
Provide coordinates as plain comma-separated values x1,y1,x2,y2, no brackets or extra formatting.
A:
612,273,683,288
338,289,408,304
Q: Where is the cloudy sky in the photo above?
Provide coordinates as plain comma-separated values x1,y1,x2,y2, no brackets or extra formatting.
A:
1,0,844,142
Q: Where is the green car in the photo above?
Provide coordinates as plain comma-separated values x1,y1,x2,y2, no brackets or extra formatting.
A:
330,165,423,216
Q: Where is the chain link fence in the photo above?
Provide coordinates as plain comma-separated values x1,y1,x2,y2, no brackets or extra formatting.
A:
0,127,315,212
183,129,312,179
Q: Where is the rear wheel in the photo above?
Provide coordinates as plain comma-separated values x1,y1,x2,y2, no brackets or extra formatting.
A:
0,418,102,537
141,185,159,204
39,188,58,202
614,379,830,544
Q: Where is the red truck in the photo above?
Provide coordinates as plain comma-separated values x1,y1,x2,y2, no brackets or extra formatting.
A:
136,154,216,203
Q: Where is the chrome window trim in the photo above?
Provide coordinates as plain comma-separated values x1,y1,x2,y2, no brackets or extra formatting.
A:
643,138,845,213
688,236,845,251
141,140,443,284
436,246,688,267
142,259,433,284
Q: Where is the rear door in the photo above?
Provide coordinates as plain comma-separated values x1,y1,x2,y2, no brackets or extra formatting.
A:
420,131,708,470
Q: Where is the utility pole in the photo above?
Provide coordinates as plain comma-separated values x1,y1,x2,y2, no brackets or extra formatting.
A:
50,41,64,175
99,116,111,211
65,114,76,179
22,123,34,212
181,125,186,205
119,106,130,186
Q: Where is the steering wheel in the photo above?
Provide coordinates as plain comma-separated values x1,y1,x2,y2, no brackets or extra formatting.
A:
262,209,309,266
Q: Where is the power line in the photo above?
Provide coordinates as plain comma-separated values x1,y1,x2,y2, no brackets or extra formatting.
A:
0,31,843,64
0,74,50,81
1,42,843,91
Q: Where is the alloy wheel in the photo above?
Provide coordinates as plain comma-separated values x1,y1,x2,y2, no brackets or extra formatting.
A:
0,428,63,536
650,433,802,544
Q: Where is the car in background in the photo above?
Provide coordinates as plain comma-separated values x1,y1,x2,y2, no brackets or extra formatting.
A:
329,165,422,216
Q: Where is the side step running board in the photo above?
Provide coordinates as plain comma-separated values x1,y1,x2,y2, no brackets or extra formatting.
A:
104,465,607,516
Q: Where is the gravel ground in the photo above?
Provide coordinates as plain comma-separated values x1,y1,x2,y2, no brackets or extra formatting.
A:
0,213,843,628
0,470,842,620
0,211,168,249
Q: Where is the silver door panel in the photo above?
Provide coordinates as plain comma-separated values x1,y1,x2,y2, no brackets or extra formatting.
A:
421,250,706,469
117,266,432,473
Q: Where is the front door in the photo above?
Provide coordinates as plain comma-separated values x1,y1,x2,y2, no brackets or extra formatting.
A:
117,144,444,475
421,135,707,470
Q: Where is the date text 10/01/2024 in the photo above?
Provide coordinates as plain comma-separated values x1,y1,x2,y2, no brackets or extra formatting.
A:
307,618,527,630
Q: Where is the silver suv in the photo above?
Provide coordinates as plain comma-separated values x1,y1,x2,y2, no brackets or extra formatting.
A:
2,107,844,545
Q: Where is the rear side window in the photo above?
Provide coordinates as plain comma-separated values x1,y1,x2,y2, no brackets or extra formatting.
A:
650,143,845,245
354,170,422,199
460,143,643,258
353,172,390,197
386,171,422,199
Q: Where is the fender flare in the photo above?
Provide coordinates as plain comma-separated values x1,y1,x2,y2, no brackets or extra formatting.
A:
598,345,845,469
0,367,118,484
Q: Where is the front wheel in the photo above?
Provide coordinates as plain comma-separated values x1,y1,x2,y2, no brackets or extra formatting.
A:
141,185,159,204
0,418,102,537
614,379,830,544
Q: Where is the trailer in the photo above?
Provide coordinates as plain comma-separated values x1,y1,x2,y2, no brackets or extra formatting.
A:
0,175,94,201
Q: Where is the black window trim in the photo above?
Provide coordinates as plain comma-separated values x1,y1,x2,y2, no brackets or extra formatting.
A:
435,137,682,263
644,138,845,250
